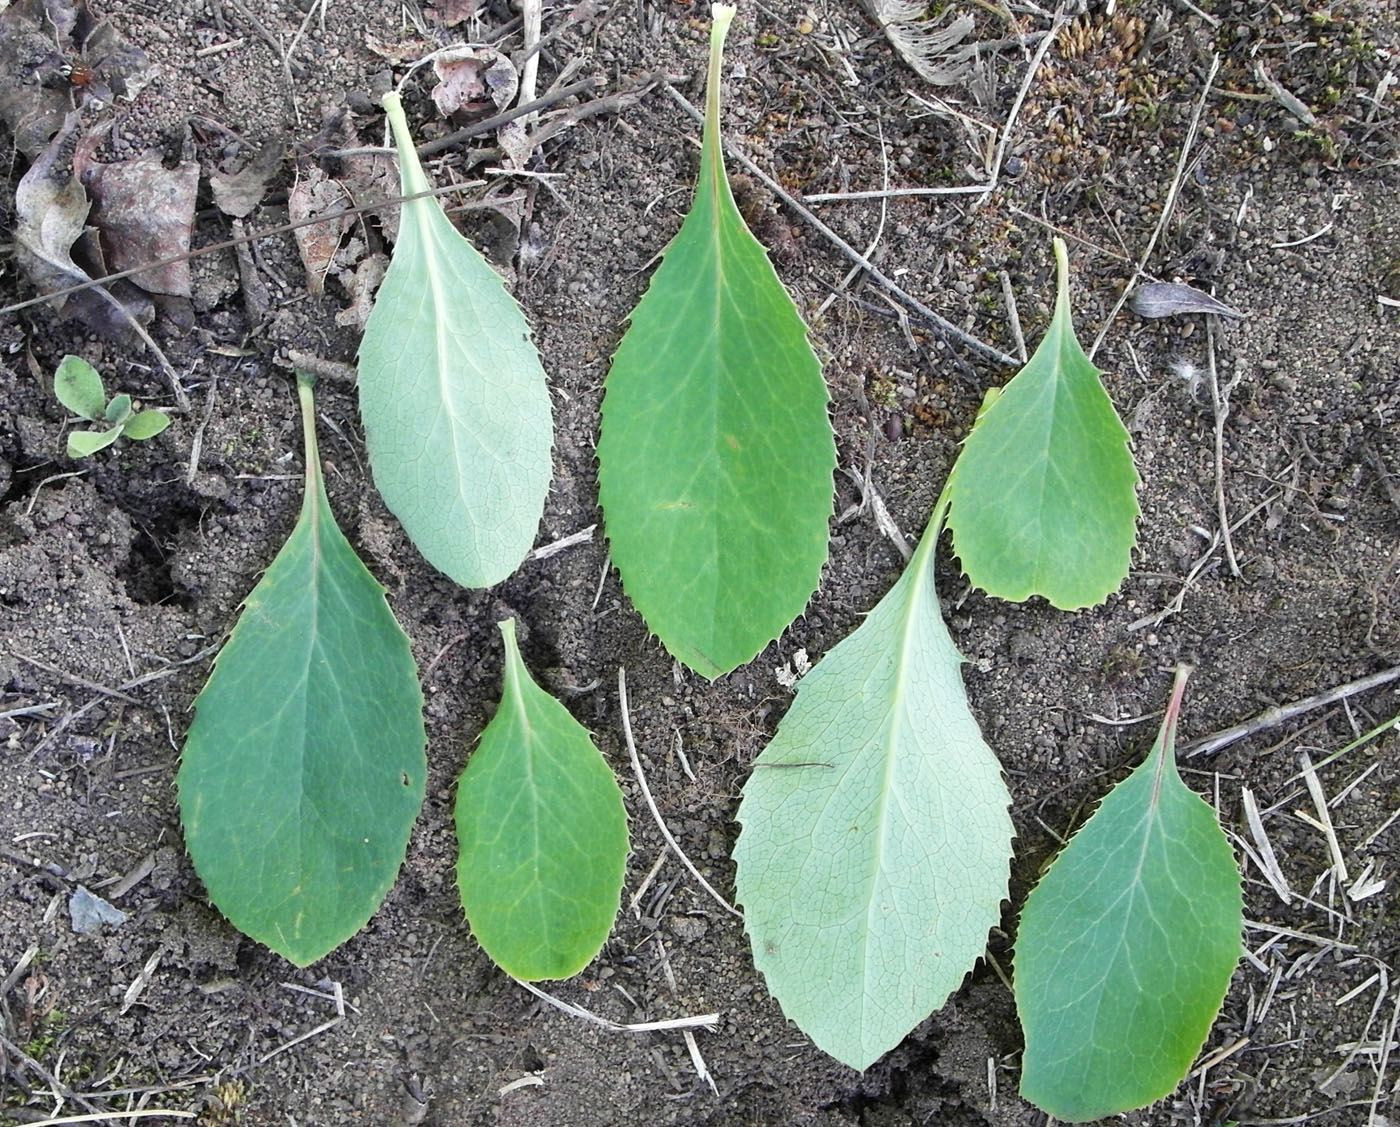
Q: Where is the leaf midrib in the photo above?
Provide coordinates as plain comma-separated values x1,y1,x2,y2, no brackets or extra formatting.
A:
853,545,933,1045
418,206,476,541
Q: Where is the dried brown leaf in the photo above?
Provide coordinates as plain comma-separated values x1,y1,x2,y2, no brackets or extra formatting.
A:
428,0,480,25
14,107,152,335
210,139,284,218
431,47,518,118
289,168,352,295
87,157,200,297
0,0,151,157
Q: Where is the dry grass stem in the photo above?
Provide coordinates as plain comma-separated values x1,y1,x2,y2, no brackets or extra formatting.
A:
1184,665,1400,758
256,979,346,1065
1089,53,1221,362
512,978,719,1034
1207,320,1243,577
20,1112,196,1125
660,84,1016,368
1298,750,1351,885
627,850,670,919
528,524,596,561
617,667,743,919
1242,786,1293,904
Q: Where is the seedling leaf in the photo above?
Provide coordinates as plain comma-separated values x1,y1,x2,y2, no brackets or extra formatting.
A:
946,238,1138,609
596,3,835,678
1015,666,1243,1122
178,373,427,967
54,355,107,420
122,410,171,440
455,619,629,980
358,92,553,588
67,427,121,458
104,393,133,424
733,503,1013,1069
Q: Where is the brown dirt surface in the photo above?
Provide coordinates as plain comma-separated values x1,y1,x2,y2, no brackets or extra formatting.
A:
2,0,1400,1124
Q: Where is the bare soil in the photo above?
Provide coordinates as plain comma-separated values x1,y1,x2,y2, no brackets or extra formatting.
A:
2,0,1400,1124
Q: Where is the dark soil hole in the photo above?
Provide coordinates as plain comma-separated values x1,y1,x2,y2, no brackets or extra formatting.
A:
120,524,194,608
0,461,46,513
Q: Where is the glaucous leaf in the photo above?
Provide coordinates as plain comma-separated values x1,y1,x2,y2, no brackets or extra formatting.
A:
178,373,427,967
456,619,629,980
946,238,1138,609
67,427,121,459
104,393,133,424
54,354,107,421
1015,666,1243,1121
358,92,553,588
123,410,171,440
734,504,1013,1069
596,3,835,677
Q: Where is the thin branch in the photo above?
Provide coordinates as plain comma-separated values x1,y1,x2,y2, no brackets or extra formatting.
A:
1089,54,1220,361
1183,665,1400,759
617,667,742,919
661,84,1016,368
512,978,719,1034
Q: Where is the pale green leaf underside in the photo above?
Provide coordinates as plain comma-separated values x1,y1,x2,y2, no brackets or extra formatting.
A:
456,619,628,980
67,427,121,458
122,410,170,440
946,239,1138,609
734,514,1013,1070
178,376,427,967
358,93,552,589
597,7,835,678
54,354,107,421
1015,669,1243,1121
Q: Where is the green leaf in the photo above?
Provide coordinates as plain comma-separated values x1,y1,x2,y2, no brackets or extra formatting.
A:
1015,666,1243,1122
66,427,122,459
357,92,553,589
177,373,427,967
53,355,107,421
733,502,1013,1069
596,3,835,678
945,238,1139,609
122,410,171,440
104,393,133,424
455,619,629,980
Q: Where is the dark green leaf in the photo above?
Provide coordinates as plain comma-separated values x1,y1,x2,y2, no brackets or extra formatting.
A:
1015,667,1243,1121
596,4,835,677
178,374,427,966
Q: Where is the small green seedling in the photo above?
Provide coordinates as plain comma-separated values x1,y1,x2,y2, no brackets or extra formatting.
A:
53,354,170,458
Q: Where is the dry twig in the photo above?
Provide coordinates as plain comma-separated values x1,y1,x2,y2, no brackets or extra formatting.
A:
1089,54,1221,362
1184,665,1400,758
617,667,742,919
660,85,1016,368
512,978,718,1034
